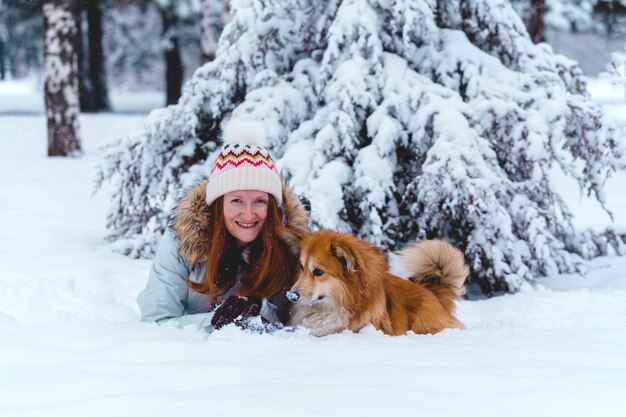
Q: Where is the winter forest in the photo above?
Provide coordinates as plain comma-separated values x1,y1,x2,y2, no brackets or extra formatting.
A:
2,0,625,293
1,1,626,416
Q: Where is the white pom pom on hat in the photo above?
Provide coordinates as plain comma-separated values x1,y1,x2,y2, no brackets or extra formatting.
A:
205,119,283,207
221,119,269,147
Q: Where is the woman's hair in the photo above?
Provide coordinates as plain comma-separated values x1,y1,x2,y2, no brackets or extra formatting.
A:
187,194,294,304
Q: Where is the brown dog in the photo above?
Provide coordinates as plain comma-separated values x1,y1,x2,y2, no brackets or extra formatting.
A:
287,230,469,336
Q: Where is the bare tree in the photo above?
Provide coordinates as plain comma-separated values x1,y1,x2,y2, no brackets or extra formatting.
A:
43,0,81,156
78,0,110,112
0,40,5,80
160,7,183,105
524,0,546,43
0,1,7,80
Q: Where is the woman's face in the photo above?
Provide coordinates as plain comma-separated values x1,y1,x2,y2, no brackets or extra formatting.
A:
223,190,270,245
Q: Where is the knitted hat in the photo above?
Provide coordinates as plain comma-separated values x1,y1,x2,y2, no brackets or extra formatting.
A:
205,120,283,206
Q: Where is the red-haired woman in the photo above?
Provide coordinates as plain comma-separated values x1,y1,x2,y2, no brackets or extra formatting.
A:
138,120,310,332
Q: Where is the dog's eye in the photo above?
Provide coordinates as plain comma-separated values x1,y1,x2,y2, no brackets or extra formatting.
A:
312,268,324,277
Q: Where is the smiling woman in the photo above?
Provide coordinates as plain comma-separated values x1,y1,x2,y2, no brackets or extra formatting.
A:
137,120,310,332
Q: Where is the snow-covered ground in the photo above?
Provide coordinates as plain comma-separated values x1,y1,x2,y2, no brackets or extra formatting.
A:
1,78,625,417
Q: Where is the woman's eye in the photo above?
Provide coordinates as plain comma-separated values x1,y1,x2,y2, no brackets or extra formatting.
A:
230,199,242,205
312,268,324,277
254,199,268,206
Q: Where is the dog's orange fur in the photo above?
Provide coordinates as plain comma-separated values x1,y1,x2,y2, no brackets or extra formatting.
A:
288,230,469,337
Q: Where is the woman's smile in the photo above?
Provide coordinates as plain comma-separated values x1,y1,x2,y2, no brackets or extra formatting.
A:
236,221,258,228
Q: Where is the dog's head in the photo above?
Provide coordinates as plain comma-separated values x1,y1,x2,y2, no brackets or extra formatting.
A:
286,230,382,309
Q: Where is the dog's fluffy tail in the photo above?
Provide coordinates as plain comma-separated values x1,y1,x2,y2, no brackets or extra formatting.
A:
390,239,469,309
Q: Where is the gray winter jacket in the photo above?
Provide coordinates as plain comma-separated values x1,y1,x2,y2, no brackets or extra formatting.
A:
137,180,309,331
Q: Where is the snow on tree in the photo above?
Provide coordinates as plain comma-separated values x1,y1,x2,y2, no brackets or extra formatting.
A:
97,0,626,296
104,3,164,89
602,50,626,101
103,0,203,94
44,0,81,156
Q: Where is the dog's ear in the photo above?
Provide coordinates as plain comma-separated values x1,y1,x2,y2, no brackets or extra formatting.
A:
330,240,359,274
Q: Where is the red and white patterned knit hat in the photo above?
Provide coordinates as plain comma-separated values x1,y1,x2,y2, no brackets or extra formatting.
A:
205,119,282,206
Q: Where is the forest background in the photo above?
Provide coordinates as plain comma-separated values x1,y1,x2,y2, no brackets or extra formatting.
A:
1,0,626,294
2,1,625,107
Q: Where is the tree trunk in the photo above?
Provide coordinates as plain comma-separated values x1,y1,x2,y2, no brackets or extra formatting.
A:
78,0,110,112
86,0,110,111
43,0,82,157
0,40,5,80
161,10,183,106
77,6,92,111
524,0,545,44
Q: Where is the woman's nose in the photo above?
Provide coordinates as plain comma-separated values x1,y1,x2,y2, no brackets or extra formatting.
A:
241,203,255,220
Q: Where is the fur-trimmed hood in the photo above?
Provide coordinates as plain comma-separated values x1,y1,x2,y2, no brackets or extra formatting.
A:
172,180,309,267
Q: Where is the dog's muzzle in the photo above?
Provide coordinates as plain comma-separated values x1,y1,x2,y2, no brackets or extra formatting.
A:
286,289,300,302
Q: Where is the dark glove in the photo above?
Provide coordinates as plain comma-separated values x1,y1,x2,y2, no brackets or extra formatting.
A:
210,295,262,330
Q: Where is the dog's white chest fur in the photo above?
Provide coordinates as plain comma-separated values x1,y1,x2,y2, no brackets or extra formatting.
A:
289,303,350,337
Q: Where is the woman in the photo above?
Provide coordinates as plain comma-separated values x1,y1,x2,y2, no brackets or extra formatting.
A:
138,120,310,332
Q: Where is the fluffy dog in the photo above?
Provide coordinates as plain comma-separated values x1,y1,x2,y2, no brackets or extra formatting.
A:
286,230,469,337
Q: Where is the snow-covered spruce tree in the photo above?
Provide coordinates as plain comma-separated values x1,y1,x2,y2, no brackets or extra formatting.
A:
97,0,625,296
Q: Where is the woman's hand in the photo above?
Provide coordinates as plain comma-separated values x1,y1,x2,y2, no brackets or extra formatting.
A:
210,295,262,330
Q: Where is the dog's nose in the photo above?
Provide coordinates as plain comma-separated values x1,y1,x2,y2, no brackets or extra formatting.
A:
286,289,300,302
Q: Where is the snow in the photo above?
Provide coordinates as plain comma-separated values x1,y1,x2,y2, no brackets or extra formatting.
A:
0,78,165,115
1,78,626,416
